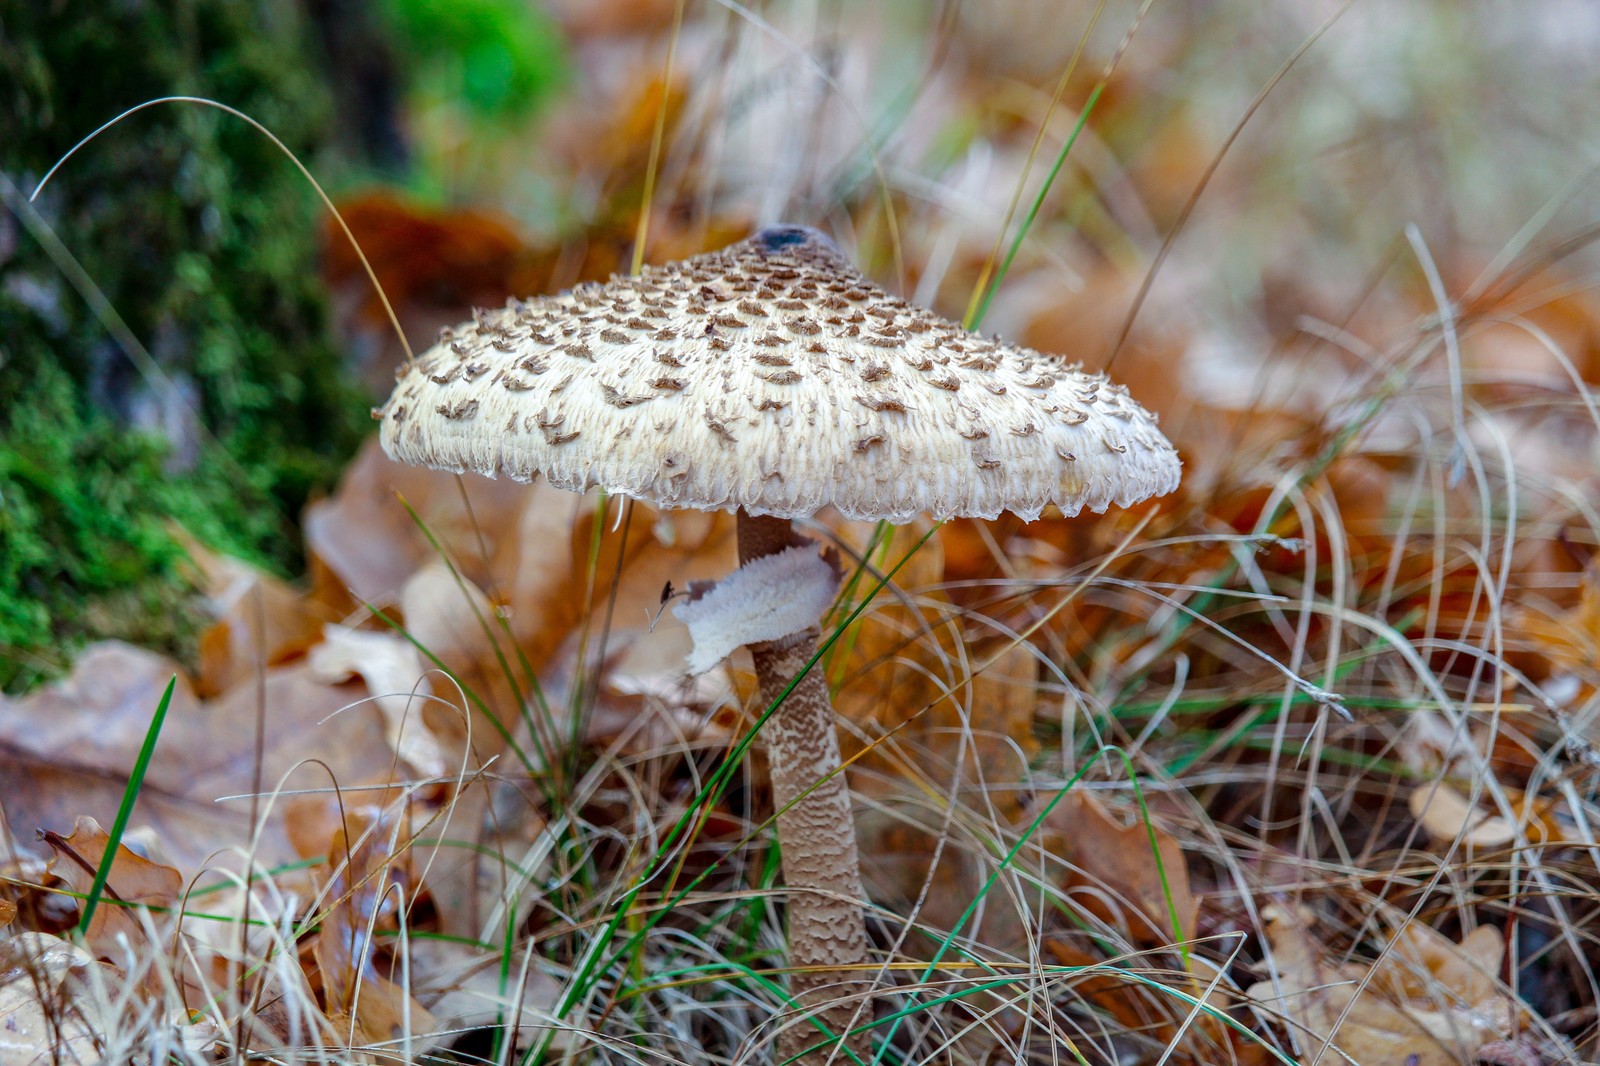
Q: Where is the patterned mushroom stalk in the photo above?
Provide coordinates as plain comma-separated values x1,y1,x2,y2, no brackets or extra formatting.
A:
375,226,1183,1063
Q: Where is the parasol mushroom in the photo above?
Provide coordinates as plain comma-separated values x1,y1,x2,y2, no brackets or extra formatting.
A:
374,225,1182,1061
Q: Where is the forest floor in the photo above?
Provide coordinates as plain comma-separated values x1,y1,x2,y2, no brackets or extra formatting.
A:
3,3,1600,1064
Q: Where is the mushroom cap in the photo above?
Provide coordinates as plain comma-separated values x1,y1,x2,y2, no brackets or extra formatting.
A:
376,225,1181,523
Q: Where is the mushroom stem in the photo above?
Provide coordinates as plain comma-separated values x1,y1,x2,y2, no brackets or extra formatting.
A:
737,510,874,1061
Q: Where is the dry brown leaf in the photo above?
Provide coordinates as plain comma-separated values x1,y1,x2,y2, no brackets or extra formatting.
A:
0,900,14,928
1461,276,1600,386
175,528,327,698
829,522,952,789
306,439,741,694
280,782,542,949
400,562,497,675
1409,781,1565,851
1410,782,1518,849
322,193,549,392
1044,937,1186,1045
1042,939,1267,1066
0,643,201,795
0,932,104,1066
283,793,356,864
310,805,439,1052
308,625,450,780
1515,558,1600,709
483,497,740,771
1040,790,1198,948
322,193,541,328
595,75,687,178
1247,905,1518,1066
40,816,182,959
0,644,416,877
310,465,743,789
400,560,541,764
406,938,565,1048
495,485,588,660
936,515,1025,586
323,974,439,1057
857,815,1026,953
0,744,258,893
304,438,532,613
493,494,738,674
1372,921,1505,1006
548,0,680,39
181,661,404,833
855,637,1042,941
1019,263,1185,426
836,519,1057,948
963,638,1042,785
406,774,549,941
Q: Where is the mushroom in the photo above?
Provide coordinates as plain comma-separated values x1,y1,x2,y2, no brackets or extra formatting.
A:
373,225,1182,1060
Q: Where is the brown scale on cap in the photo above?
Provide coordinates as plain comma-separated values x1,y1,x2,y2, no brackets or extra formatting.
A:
376,225,1181,523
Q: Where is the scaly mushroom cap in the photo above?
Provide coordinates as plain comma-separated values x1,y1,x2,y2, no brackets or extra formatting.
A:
376,226,1181,523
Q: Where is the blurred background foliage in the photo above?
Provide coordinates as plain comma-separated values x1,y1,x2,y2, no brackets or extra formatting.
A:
383,0,566,123
0,0,569,689
3,1,354,688
4,0,1600,701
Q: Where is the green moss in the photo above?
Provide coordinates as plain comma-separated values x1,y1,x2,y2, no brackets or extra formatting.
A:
0,0,366,690
1,363,189,681
380,0,567,122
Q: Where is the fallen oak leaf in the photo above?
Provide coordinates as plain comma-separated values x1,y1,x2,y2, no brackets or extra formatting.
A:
1039,790,1198,949
309,805,440,1053
308,625,450,780
0,644,201,797
1247,905,1519,1066
1040,938,1266,1066
0,932,106,1066
1409,781,1566,851
399,561,497,680
304,439,530,614
1410,783,1518,850
1513,557,1600,710
40,816,182,960
398,561,536,769
402,772,550,942
321,969,439,1058
1370,921,1505,1007
0,644,405,875
173,526,328,698
0,740,258,900
404,938,567,1051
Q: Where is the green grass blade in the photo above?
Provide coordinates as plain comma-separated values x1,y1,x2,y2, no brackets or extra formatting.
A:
967,81,1106,332
78,675,175,935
